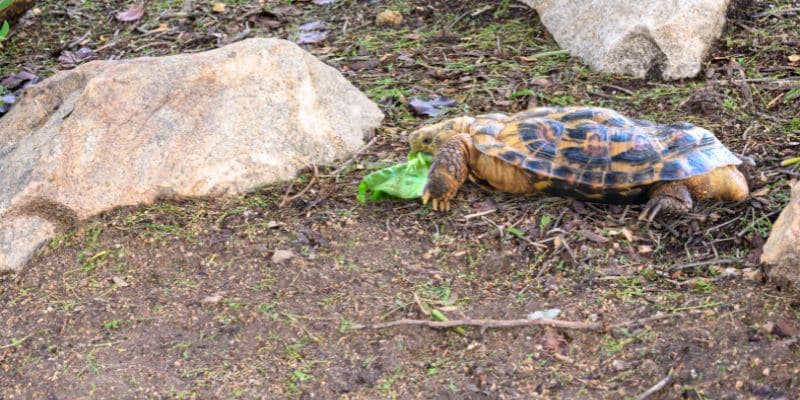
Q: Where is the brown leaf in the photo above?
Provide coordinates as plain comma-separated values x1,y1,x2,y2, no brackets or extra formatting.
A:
580,229,609,243
272,4,303,16
346,60,380,71
542,328,569,356
115,3,145,22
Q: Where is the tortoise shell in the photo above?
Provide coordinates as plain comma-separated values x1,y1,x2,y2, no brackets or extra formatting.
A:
469,106,741,202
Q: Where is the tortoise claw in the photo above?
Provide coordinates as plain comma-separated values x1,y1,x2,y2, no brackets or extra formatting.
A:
638,203,663,222
421,192,430,205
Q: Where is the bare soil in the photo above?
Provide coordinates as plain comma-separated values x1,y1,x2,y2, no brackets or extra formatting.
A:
1,0,799,399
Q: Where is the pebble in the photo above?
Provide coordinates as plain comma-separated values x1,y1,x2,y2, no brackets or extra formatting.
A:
271,249,294,264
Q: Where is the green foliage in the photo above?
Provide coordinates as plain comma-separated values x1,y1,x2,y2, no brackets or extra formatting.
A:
357,152,432,203
0,0,12,41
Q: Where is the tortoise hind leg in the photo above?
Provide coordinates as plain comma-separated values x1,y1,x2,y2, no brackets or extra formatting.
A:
638,181,693,222
422,133,473,212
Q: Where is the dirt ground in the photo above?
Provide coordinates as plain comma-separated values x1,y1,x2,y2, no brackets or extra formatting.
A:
2,0,800,398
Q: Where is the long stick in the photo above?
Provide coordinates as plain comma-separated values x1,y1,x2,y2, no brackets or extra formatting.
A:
637,374,673,400
352,318,603,331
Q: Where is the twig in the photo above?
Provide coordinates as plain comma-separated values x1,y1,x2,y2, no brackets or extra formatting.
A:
319,136,378,178
752,7,800,18
351,317,603,331
668,258,741,272
278,162,318,208
0,333,33,350
636,374,673,400
462,208,497,220
353,312,683,332
736,209,783,237
522,49,569,60
602,84,634,96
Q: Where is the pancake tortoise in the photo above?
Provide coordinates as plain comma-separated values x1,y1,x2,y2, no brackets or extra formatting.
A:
408,106,750,221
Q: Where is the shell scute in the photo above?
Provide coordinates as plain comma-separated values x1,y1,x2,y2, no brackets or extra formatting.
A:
472,106,741,190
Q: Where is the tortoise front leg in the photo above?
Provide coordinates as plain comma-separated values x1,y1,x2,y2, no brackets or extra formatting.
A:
422,133,473,212
639,181,694,222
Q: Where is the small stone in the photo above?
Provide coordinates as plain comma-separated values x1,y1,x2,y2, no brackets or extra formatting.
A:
637,245,653,254
789,54,800,63
32,7,41,15
611,359,632,371
721,267,740,277
376,10,403,27
742,268,764,282
202,292,224,303
271,249,294,264
211,2,226,13
762,367,770,376
111,276,129,287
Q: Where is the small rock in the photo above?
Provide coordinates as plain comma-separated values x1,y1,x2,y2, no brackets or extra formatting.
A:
211,2,226,13
611,359,633,371
721,267,740,277
376,10,403,27
111,276,129,287
271,250,294,264
789,54,800,63
202,292,224,303
637,245,653,254
741,268,763,282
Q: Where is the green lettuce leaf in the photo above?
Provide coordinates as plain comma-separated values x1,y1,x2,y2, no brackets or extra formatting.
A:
357,152,433,203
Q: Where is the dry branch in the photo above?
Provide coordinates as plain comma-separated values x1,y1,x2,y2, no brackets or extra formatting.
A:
351,317,603,331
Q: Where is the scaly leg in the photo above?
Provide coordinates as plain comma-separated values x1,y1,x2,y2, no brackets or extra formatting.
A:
638,181,694,222
421,133,473,212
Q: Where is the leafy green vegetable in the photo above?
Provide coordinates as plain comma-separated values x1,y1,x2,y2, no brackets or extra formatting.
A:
0,0,12,41
357,152,432,203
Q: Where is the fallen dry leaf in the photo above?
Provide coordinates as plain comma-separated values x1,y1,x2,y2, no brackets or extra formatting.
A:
115,3,145,22
542,328,569,356
58,47,94,68
297,30,328,44
272,4,303,16
408,96,457,117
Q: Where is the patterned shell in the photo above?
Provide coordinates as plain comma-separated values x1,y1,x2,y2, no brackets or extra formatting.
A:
471,106,741,194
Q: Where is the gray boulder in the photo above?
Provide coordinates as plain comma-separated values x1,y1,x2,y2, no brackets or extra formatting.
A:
520,0,730,79
762,181,800,293
0,38,383,272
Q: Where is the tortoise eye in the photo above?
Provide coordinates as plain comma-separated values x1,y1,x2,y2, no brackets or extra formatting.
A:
422,138,432,144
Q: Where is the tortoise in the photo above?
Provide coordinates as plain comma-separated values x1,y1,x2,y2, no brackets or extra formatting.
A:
408,106,750,220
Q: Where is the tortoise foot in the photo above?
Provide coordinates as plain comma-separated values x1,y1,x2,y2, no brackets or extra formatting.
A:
639,182,693,222
421,174,457,212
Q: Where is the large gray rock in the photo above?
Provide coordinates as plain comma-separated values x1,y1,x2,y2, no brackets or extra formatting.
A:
0,38,383,272
520,0,730,80
762,181,800,293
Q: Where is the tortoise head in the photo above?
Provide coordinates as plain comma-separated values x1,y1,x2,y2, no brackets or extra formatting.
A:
408,117,475,154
